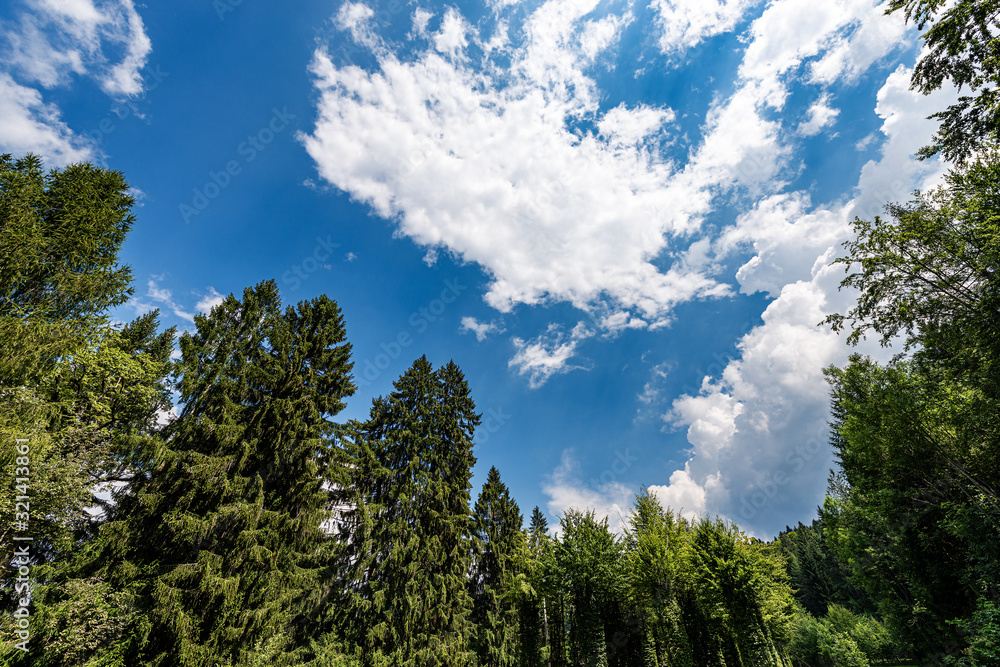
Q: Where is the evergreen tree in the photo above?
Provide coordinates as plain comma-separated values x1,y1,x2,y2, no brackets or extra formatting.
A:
556,510,629,667
28,281,356,666
344,356,479,667
529,506,549,544
471,466,524,667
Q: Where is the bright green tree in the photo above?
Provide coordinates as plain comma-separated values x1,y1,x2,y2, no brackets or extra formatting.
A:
0,153,135,387
555,509,633,667
623,490,694,667
685,518,794,667
344,356,479,667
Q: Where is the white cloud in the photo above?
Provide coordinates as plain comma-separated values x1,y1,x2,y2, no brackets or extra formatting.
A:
302,0,729,332
4,0,152,96
0,73,94,164
460,316,503,341
651,0,758,55
509,322,592,388
798,94,839,136
648,465,724,520
433,7,471,59
597,102,674,149
146,277,194,323
637,361,671,406
739,0,907,95
194,287,225,315
654,65,957,538
0,0,152,162
542,449,634,534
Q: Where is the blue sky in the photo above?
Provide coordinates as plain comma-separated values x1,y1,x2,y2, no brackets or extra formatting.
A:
0,0,958,538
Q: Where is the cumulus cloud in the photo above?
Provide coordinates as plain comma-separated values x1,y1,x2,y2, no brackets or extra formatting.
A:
654,65,957,538
302,0,730,335
798,94,839,136
4,0,152,96
0,73,93,164
651,0,758,55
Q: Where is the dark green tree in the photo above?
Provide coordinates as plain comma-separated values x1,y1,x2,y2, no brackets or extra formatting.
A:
27,280,356,666
471,466,525,667
821,357,991,657
884,0,1000,162
822,151,1000,658
773,519,875,617
520,507,553,667
344,356,479,667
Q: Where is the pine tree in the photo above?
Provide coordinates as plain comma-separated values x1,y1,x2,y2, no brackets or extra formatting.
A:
471,466,524,667
345,356,479,667
29,280,356,666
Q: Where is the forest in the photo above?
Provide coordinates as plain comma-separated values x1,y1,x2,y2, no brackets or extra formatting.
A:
1,0,998,665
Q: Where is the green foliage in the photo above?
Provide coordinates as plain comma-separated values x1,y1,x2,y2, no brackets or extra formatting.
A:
787,608,869,667
825,152,1000,364
686,517,794,667
944,598,1000,667
822,151,1000,659
624,490,694,667
821,357,986,655
557,509,629,667
883,0,1000,163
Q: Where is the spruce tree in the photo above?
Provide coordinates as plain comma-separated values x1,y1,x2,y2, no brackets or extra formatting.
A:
345,356,479,666
30,280,356,666
471,466,524,667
